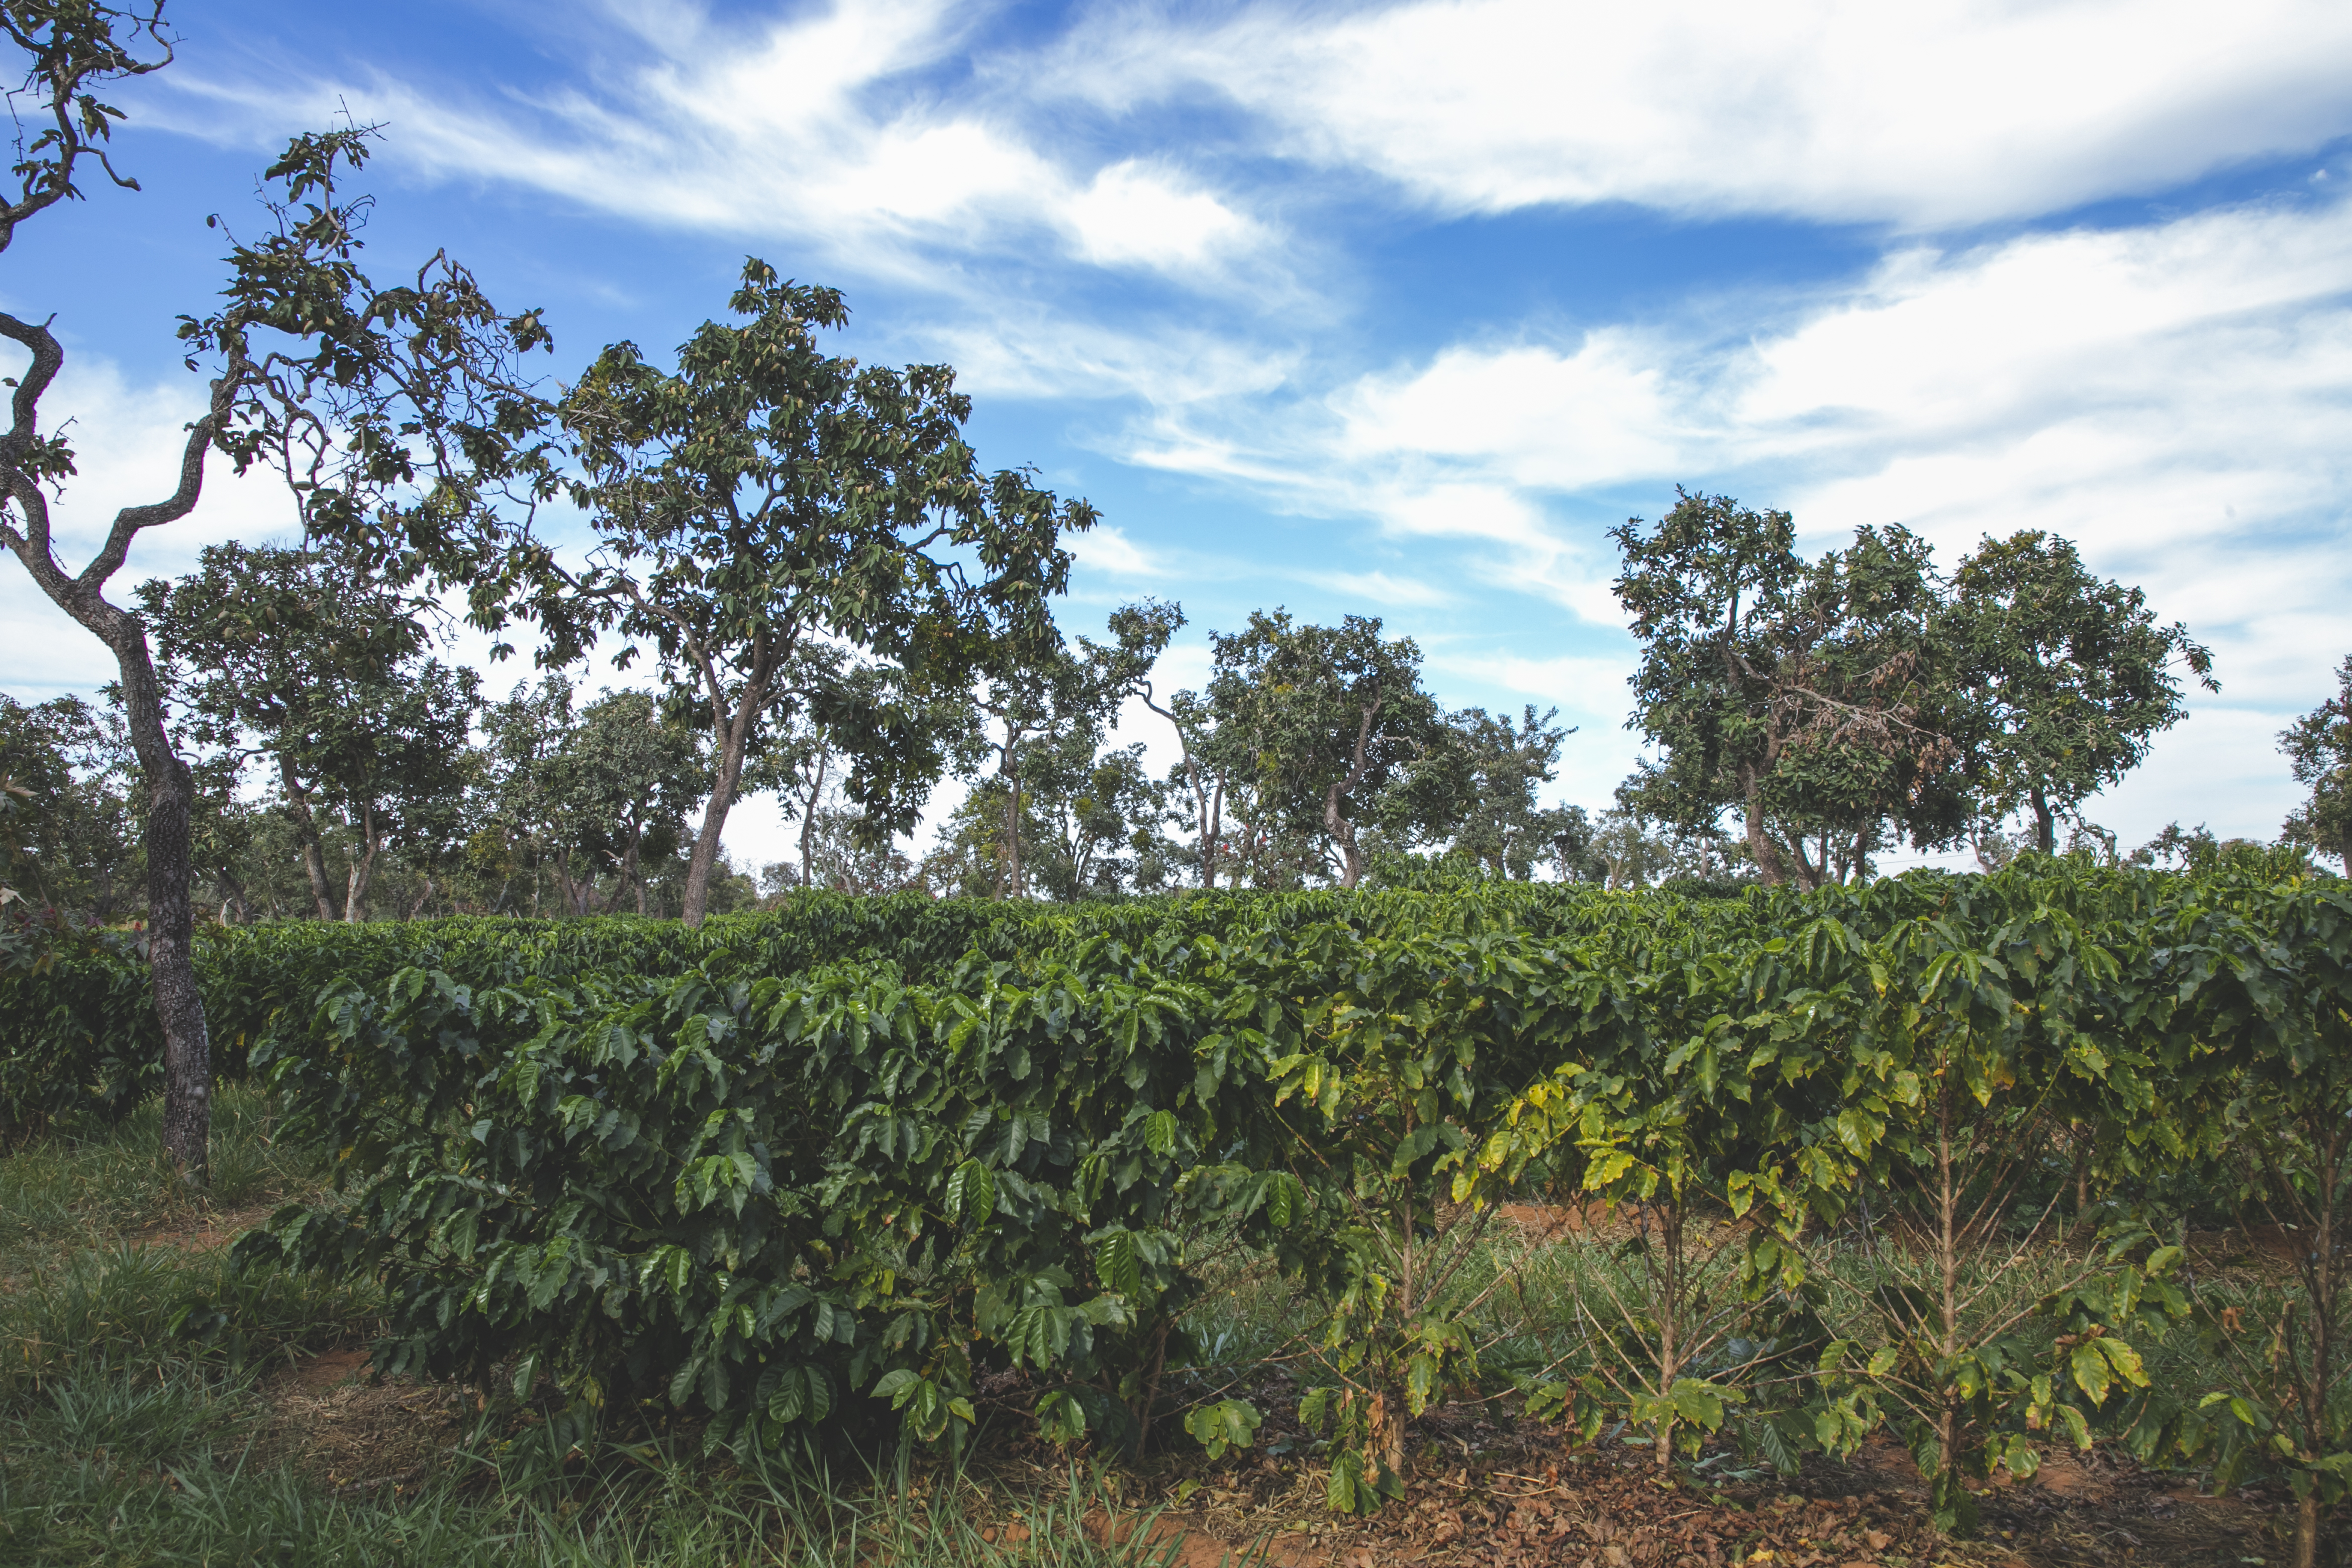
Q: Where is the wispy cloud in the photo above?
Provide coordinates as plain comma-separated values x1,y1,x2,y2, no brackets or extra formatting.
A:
1044,0,2352,228
1298,568,1456,609
1065,523,1161,576
157,1,1278,293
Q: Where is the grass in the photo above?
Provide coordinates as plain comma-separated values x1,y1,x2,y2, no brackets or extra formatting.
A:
0,1084,320,1253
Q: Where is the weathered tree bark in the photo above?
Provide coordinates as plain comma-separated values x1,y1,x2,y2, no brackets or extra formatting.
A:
0,311,226,1188
682,676,763,927
1740,765,1787,887
131,659,212,1186
277,757,339,919
343,804,379,922
1325,697,1380,890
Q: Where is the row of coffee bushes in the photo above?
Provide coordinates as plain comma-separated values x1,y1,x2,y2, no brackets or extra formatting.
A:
225,864,2352,1545
0,882,1690,1132
15,864,2348,1547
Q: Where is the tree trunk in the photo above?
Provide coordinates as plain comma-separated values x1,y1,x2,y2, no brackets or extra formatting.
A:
343,806,378,923
1205,774,1224,888
0,318,230,1184
1325,781,1362,889
620,824,647,915
1934,1076,1967,1484
106,621,211,1186
278,757,339,919
682,689,758,927
1326,699,1378,890
1139,690,1220,889
799,746,828,890
2030,785,2056,856
1786,830,1826,893
1006,734,1024,899
1654,1201,1685,1469
2294,1128,2342,1568
1741,766,1787,886
212,866,247,927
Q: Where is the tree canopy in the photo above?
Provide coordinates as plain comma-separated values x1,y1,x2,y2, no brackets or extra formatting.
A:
553,261,1097,924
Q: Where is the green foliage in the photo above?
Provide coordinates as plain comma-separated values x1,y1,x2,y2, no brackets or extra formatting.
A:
551,259,1096,924
2277,655,2352,873
0,692,143,922
1949,530,2216,855
1613,499,2218,887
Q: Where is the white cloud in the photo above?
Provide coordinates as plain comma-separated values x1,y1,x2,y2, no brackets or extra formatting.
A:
0,350,300,700
1066,523,1160,575
160,0,1270,290
1430,651,1634,719
1299,568,1456,608
1334,334,1682,488
1064,160,1262,274
1048,0,2352,227
1149,191,2352,683
1092,190,2351,842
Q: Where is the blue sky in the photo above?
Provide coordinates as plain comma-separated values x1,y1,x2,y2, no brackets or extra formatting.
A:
6,0,2349,870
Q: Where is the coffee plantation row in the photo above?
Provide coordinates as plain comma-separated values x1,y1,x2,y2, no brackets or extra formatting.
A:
4,865,2348,1538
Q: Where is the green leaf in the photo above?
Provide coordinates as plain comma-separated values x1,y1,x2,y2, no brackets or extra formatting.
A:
1143,1110,1179,1155
1097,1231,1141,1299
2095,1336,2148,1389
1184,1398,1261,1460
1405,1353,1439,1416
943,1158,996,1226
1669,1378,1731,1431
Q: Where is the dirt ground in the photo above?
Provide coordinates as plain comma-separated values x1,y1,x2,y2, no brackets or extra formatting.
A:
1051,1394,2303,1568
239,1336,2308,1566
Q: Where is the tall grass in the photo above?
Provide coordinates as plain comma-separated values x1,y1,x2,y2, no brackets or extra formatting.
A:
0,1082,323,1254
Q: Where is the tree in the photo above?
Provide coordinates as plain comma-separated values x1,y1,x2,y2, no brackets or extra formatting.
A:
953,602,1174,900
1613,491,1970,889
555,261,1094,925
1587,809,1675,890
1122,600,1244,889
963,643,1092,901
2278,656,2350,873
1947,530,2215,854
0,4,213,1178
785,795,921,895
1203,610,1445,890
1408,704,1577,879
1032,742,1175,899
0,3,173,253
144,542,437,920
0,691,140,918
3,109,554,1177
476,674,575,917
545,688,705,915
